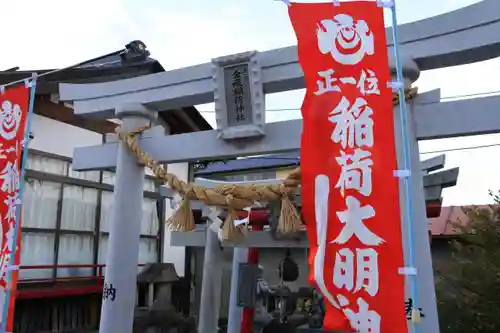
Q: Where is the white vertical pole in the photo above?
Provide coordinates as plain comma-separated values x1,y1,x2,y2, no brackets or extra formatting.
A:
227,247,249,333
198,228,223,333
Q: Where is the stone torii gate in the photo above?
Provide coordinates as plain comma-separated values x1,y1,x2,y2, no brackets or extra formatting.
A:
169,156,458,333
58,1,500,333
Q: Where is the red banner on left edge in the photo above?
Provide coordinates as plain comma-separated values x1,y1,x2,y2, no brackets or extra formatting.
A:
288,2,408,333
0,85,30,332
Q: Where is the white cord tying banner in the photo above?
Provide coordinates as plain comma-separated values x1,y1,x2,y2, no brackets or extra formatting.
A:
393,169,411,178
203,206,223,232
387,81,404,90
274,0,291,6
233,207,251,227
398,266,417,276
170,193,183,210
201,207,225,241
24,73,37,89
167,192,185,232
332,0,341,6
376,0,395,8
21,139,29,149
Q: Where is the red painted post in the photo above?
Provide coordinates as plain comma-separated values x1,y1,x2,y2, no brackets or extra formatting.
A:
240,222,263,333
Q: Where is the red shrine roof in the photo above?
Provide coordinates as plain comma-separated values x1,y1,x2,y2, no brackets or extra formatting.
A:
429,205,496,236
233,204,495,238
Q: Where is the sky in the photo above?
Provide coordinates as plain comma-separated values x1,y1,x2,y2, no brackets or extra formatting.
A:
2,0,498,206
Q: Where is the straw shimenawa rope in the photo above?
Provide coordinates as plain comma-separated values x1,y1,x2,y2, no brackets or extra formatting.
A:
119,87,418,241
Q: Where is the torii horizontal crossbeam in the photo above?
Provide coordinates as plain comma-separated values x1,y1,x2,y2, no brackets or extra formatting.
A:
59,0,500,118
71,92,500,171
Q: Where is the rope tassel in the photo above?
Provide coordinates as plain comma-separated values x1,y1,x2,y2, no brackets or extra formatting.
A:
277,195,303,235
221,195,247,241
166,198,195,232
221,208,247,241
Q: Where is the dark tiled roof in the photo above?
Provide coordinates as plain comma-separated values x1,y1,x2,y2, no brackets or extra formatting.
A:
0,55,164,87
0,41,212,133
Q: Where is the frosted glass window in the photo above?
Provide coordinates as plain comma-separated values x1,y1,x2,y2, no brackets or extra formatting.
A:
22,179,60,229
139,238,158,265
102,171,115,186
68,163,100,182
60,185,98,231
103,171,157,192
141,198,159,236
97,236,108,264
97,235,109,275
100,192,159,235
57,234,94,277
99,191,113,233
19,232,55,280
26,154,68,175
144,179,157,192
98,236,158,274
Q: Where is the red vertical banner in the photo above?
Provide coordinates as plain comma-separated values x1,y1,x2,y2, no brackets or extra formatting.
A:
0,85,30,332
5,229,20,333
289,2,407,333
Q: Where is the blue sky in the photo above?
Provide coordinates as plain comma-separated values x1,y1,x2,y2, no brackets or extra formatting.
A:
2,0,498,206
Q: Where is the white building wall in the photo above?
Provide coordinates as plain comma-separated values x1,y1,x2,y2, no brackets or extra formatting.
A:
29,114,102,157
24,114,187,278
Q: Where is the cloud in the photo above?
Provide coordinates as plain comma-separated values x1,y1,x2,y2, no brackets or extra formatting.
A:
132,2,294,70
0,0,141,69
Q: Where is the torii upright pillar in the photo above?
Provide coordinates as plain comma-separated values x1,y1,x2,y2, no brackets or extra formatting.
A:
98,104,157,333
198,227,223,333
391,57,439,333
